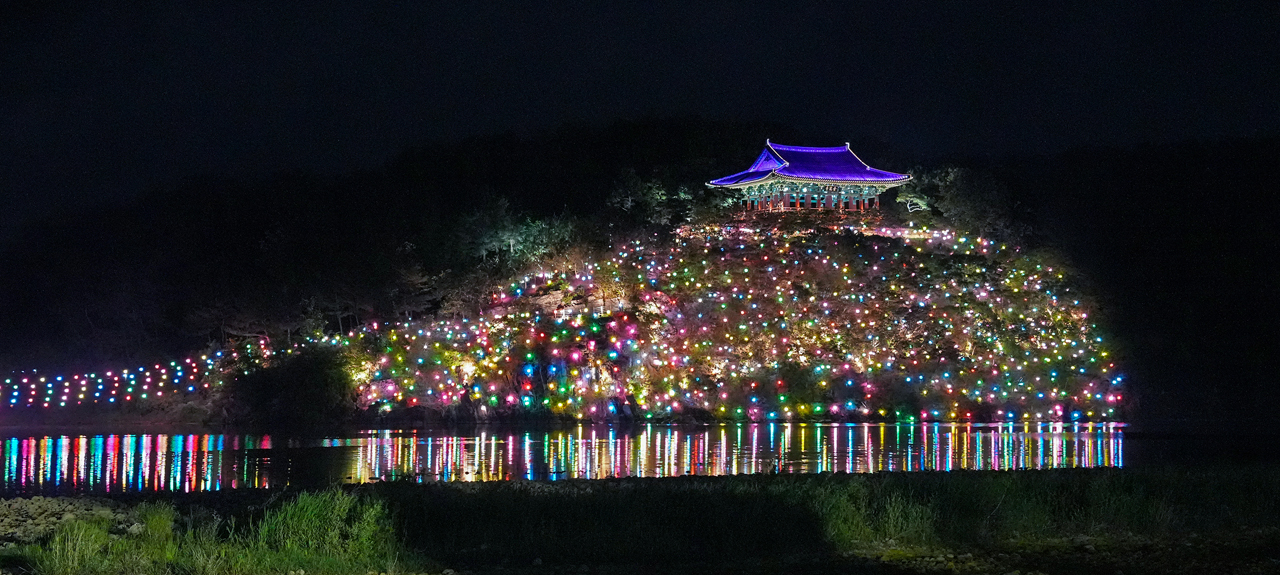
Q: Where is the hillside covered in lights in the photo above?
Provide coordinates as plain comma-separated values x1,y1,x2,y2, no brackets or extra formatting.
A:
0,215,1124,425
345,217,1123,424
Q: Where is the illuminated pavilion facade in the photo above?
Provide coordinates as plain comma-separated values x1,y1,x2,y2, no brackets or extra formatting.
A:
708,141,911,212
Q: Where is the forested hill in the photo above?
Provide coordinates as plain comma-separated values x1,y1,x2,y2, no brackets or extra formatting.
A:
1,120,1275,427
0,118,901,372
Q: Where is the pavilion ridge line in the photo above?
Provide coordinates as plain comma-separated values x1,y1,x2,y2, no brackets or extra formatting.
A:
708,141,911,212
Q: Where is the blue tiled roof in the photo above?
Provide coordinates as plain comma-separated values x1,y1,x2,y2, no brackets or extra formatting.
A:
709,142,910,187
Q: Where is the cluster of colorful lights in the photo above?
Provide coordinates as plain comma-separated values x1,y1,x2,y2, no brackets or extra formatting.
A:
5,224,1123,423
353,224,1123,422
1,339,282,408
3,356,222,407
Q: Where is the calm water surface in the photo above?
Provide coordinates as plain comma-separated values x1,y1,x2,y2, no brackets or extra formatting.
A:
0,423,1127,495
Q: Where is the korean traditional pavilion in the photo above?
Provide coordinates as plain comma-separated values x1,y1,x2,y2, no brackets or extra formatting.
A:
708,141,911,212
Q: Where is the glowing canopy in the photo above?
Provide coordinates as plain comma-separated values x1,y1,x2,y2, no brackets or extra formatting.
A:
709,141,910,188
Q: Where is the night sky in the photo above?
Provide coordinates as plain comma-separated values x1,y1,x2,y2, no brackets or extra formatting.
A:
3,2,1277,231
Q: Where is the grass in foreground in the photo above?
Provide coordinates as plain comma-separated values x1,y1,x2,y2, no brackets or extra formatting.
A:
375,465,1280,566
1,491,429,575
1,466,1278,574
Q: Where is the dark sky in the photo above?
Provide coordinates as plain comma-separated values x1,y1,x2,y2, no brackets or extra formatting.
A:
3,2,1277,232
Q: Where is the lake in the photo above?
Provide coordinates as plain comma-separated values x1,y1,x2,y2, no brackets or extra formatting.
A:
0,422,1132,495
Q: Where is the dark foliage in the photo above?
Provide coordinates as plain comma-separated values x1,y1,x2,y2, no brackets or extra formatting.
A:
225,347,356,429
774,361,826,406
889,166,1034,242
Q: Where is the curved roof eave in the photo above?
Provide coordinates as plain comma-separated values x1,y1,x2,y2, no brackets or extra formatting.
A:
778,173,913,185
708,172,912,188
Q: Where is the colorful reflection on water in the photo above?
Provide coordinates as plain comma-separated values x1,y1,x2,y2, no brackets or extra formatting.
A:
0,422,1123,494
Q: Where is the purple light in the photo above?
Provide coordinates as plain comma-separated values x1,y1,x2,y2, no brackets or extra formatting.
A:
709,141,910,187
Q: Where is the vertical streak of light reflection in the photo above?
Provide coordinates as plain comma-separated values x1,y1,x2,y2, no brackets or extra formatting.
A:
0,424,1124,494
